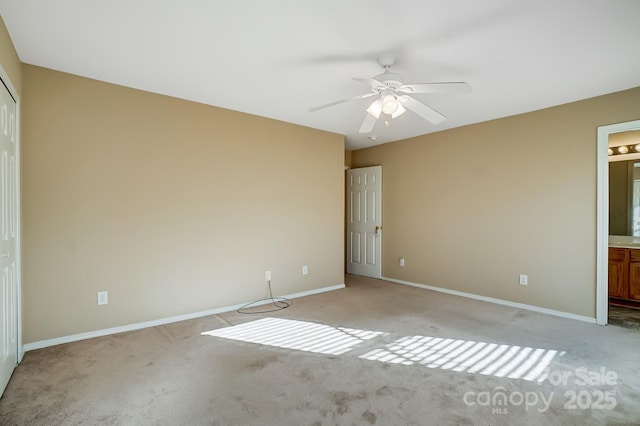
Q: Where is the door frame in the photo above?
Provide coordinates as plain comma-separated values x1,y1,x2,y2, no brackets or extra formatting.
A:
0,64,23,362
596,119,640,325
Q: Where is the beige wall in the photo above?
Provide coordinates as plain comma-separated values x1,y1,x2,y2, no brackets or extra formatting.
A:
22,65,345,343
0,16,21,95
352,87,640,318
344,151,352,168
609,130,640,147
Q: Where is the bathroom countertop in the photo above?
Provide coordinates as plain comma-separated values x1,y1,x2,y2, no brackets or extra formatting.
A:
609,235,640,249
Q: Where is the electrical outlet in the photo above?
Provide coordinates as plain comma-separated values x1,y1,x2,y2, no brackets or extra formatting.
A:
265,270,271,281
399,257,405,267
519,274,528,286
97,291,108,305
302,265,308,275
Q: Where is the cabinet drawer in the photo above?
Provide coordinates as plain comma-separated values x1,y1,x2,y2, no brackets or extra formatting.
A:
610,247,628,261
630,249,640,263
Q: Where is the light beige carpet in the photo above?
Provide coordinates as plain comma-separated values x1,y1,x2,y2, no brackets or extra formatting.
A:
1,275,639,425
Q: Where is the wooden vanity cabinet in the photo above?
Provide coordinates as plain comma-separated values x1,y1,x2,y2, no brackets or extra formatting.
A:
608,247,640,303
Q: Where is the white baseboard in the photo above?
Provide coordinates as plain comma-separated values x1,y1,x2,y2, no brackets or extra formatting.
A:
23,283,346,352
383,277,596,324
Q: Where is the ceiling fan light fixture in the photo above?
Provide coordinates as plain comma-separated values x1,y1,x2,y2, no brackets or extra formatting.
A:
366,100,383,118
381,95,399,115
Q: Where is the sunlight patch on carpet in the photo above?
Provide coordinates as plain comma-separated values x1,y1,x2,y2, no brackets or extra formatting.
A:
202,317,385,355
359,335,562,382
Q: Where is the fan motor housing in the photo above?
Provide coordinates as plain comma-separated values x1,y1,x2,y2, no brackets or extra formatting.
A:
374,72,403,89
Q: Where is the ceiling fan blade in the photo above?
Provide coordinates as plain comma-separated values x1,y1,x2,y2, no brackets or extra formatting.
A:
353,77,387,90
309,92,378,112
358,112,378,133
399,95,446,124
397,82,471,94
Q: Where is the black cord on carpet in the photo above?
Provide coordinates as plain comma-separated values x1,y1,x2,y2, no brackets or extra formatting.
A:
237,280,292,314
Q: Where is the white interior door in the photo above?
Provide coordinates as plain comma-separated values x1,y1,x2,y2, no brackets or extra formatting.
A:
347,166,382,278
0,80,18,397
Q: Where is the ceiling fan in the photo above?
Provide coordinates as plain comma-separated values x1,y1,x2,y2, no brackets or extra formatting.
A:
309,54,471,133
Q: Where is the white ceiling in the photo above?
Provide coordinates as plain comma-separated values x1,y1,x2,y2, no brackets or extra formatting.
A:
2,1,640,150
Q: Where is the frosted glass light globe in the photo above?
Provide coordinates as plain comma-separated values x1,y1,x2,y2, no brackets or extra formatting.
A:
381,95,398,115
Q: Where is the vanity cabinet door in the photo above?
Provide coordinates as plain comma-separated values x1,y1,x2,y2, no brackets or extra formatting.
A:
629,250,640,300
628,264,640,300
608,248,628,299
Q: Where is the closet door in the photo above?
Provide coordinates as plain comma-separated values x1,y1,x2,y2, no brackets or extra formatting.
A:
347,166,382,278
0,79,18,397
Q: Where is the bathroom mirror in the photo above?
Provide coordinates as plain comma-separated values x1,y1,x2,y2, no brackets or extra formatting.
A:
609,160,640,235
609,130,640,236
